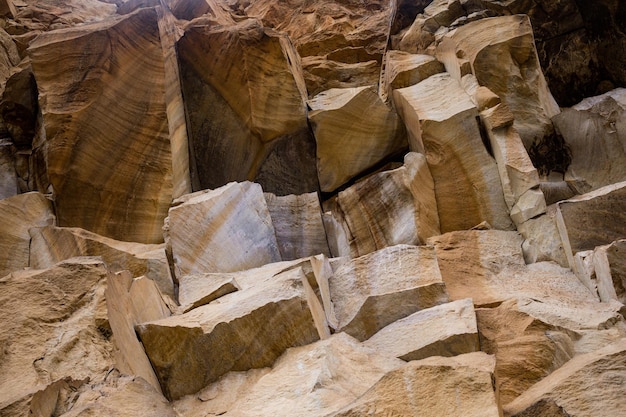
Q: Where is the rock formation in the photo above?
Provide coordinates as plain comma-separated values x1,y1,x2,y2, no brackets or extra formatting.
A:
0,1,625,416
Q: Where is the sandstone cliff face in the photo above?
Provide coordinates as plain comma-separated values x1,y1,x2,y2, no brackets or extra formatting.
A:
0,1,625,416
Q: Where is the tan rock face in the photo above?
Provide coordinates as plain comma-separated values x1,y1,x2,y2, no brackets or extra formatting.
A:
331,352,502,417
29,8,173,244
308,86,407,193
589,239,626,305
178,18,318,196
0,192,54,277
165,181,281,278
0,258,113,411
381,50,445,101
330,244,449,341
324,152,440,258
363,298,479,361
393,73,513,232
29,225,174,299
137,266,323,400
504,339,626,417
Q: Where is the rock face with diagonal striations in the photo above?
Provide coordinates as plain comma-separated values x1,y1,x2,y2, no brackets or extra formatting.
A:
28,7,173,244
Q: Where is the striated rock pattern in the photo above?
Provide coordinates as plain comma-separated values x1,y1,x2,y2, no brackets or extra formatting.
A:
0,0,625,416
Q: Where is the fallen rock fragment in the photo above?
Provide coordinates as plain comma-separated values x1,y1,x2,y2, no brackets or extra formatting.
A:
590,239,626,305
393,73,513,232
137,267,324,400
165,181,281,278
308,85,407,192
504,339,626,417
30,225,174,299
331,352,502,417
363,298,479,361
324,152,440,258
178,274,240,313
330,244,449,341
0,191,54,277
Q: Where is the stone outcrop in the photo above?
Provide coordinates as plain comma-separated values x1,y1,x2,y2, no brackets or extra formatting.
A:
381,51,444,101
28,8,173,244
165,181,281,278
324,152,440,258
308,86,406,193
0,191,54,277
329,244,449,341
331,352,502,417
580,239,626,305
393,73,513,232
363,298,479,361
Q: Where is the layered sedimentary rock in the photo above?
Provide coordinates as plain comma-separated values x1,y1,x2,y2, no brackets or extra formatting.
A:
178,274,240,313
363,298,479,361
0,191,54,277
28,8,173,244
178,18,318,195
29,225,174,298
165,182,281,278
264,192,330,260
329,244,449,341
137,267,324,400
174,333,404,417
308,86,406,192
585,240,626,305
517,206,569,267
0,258,112,412
381,51,444,100
324,152,440,258
393,73,513,232
331,352,502,417
504,339,626,417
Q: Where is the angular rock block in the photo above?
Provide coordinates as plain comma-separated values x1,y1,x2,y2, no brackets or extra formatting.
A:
177,18,318,195
381,51,444,101
517,207,569,267
428,230,599,307
308,86,407,192
137,267,324,400
178,273,240,313
393,73,513,232
324,152,440,258
106,271,170,394
0,258,112,411
364,298,479,361
264,192,330,261
175,333,404,417
0,192,55,277
591,240,626,305
552,88,626,193
165,181,282,278
29,8,174,244
504,339,626,417
329,244,449,341
556,181,626,269
331,352,502,417
0,27,19,87
437,15,561,149
29,225,174,298
509,188,547,226
0,0,16,18
476,299,576,405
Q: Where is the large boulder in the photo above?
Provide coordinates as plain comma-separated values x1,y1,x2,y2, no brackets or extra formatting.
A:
28,8,173,244
393,73,513,232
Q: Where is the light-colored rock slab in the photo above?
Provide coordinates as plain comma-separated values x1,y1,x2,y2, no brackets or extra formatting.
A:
324,152,440,258
437,14,560,150
592,239,626,304
106,271,169,394
330,244,449,341
364,298,479,361
510,188,547,226
165,181,281,278
517,207,569,267
137,267,324,400
178,274,240,313
504,339,626,417
0,258,113,411
381,51,445,101
556,181,626,269
331,352,501,417
428,230,599,306
175,333,404,417
0,192,55,277
264,192,330,261
393,73,513,232
29,8,173,244
308,85,407,192
29,225,174,298
552,88,626,194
